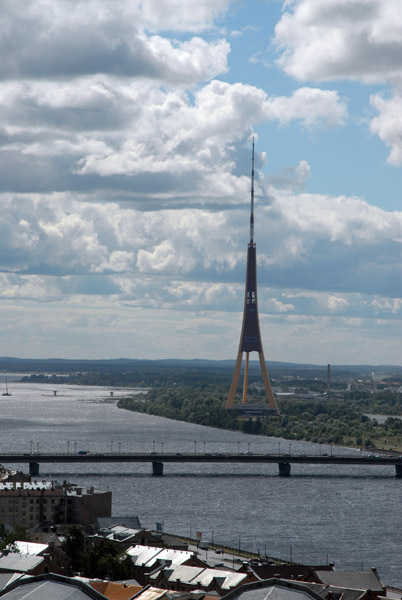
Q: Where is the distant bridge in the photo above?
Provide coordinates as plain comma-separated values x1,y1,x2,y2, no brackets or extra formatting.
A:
1,452,402,477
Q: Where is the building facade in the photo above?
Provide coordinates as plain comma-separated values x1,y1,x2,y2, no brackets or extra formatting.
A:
0,480,111,529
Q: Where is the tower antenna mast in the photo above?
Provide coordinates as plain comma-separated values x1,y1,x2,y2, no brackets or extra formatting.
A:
250,138,255,244
225,140,279,415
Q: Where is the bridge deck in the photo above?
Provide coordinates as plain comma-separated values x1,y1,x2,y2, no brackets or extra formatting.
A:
0,452,401,465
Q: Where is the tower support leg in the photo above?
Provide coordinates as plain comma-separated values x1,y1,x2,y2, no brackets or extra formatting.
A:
395,464,402,478
278,462,291,476
225,350,243,408
258,350,280,414
29,462,40,477
152,461,164,476
242,352,249,404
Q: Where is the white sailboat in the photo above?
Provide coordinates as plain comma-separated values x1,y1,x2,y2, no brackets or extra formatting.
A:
2,378,11,397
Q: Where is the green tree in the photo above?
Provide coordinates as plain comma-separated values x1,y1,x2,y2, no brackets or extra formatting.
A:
63,527,129,579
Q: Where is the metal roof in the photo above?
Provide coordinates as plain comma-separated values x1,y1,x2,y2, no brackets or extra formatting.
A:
12,542,47,556
188,569,247,590
133,587,167,600
223,585,319,600
150,565,248,591
0,555,44,573
128,547,163,567
127,546,193,568
0,574,24,592
101,526,141,542
148,549,193,568
164,566,204,585
0,579,102,599
314,570,384,592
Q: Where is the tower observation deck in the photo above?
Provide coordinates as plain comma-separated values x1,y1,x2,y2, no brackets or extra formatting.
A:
225,141,280,415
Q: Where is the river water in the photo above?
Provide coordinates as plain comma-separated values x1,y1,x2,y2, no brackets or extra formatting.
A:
0,377,401,587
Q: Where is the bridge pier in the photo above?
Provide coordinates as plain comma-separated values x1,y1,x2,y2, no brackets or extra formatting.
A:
152,461,164,476
278,462,291,476
395,465,402,478
29,462,40,477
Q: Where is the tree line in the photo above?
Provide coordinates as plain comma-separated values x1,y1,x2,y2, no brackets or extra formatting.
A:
117,385,402,450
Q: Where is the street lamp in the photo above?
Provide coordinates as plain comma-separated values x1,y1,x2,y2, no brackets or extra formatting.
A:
203,442,206,454
237,441,240,454
118,442,121,454
278,441,281,455
194,441,197,455
111,440,114,453
161,442,164,454
74,442,77,455
67,441,70,455
289,443,291,455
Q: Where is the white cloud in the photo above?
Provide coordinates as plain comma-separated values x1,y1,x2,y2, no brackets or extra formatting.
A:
1,188,400,304
327,295,349,311
0,0,400,364
265,87,347,127
274,0,402,83
270,298,295,313
0,1,229,82
371,298,402,314
141,0,230,33
137,240,193,273
370,89,402,165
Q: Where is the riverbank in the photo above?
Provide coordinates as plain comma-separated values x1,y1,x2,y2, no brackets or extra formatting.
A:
117,386,402,452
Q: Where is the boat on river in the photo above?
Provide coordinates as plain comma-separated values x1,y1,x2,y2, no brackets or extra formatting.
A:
2,378,11,397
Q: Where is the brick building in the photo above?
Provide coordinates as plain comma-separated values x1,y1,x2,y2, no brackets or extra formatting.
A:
0,480,111,529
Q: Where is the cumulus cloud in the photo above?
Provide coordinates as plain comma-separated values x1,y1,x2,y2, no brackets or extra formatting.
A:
0,76,347,203
370,89,402,165
0,1,229,82
327,295,349,311
0,3,349,206
265,87,347,127
274,0,402,83
255,190,402,297
1,189,401,302
0,0,400,363
371,298,402,314
269,298,295,313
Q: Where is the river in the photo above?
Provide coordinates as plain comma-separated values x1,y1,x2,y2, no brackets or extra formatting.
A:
0,376,401,587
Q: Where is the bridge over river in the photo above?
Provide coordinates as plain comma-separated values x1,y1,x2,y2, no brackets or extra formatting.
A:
1,452,402,477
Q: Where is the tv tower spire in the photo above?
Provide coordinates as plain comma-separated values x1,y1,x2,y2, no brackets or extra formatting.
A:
250,138,255,244
225,141,279,415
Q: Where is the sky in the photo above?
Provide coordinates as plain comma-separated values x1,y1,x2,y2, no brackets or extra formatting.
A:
0,0,401,366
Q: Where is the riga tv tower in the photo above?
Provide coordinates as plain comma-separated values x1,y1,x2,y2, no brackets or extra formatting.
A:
225,140,280,415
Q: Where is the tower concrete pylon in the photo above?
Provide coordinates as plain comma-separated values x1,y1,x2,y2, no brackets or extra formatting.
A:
225,141,280,415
